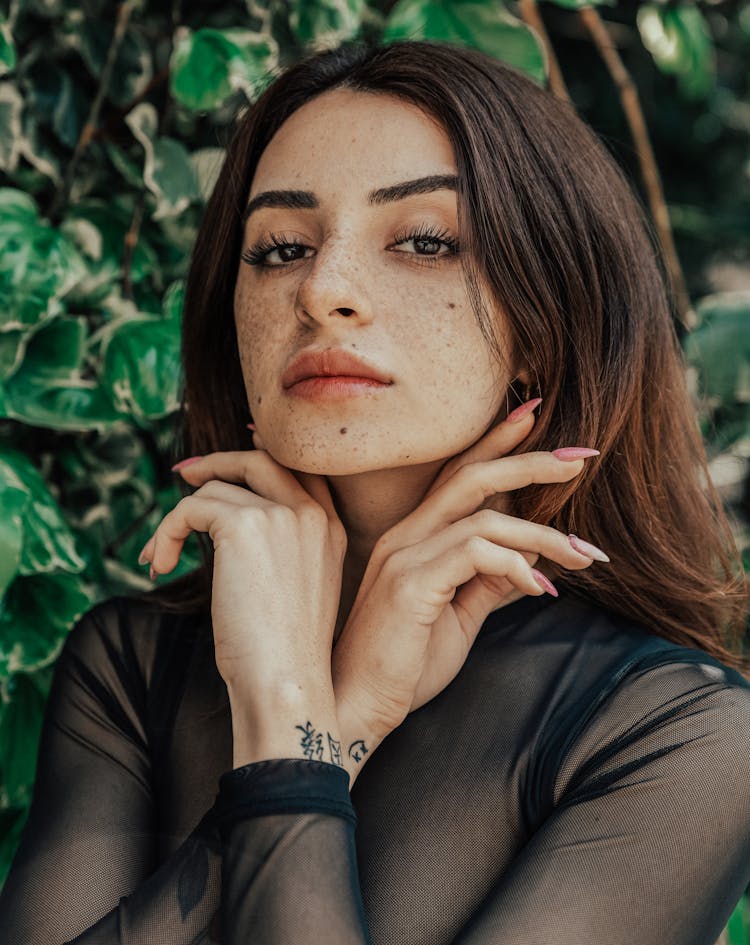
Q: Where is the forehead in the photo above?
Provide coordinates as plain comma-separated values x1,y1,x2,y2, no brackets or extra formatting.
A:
250,88,457,198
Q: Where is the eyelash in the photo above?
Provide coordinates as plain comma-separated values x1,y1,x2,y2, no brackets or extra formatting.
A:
240,224,461,269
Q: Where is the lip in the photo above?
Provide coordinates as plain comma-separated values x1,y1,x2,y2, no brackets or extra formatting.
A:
281,347,393,389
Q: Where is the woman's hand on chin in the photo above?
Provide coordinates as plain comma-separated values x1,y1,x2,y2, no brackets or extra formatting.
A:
330,411,608,758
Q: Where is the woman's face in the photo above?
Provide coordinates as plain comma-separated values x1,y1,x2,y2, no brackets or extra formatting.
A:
233,87,514,475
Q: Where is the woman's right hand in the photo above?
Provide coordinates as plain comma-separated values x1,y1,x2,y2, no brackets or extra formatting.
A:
330,409,608,752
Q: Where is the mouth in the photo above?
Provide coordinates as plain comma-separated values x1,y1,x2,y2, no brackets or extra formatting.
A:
285,375,392,401
281,347,393,389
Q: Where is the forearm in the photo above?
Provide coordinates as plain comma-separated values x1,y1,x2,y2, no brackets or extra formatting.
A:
227,679,384,787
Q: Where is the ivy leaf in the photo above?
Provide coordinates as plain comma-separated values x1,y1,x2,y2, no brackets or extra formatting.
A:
684,292,750,407
0,15,16,77
0,448,87,577
383,0,546,85
169,27,278,113
101,310,182,420
0,671,46,807
0,572,95,677
125,103,200,220
637,3,715,101
0,373,123,431
0,197,88,331
19,316,87,381
61,13,153,107
288,0,367,48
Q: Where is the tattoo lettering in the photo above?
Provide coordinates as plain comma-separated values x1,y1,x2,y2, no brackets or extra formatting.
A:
294,722,369,769
295,721,324,761
348,739,369,764
328,732,342,766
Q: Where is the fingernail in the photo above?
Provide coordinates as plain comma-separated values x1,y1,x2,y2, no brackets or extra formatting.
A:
530,568,558,597
171,456,203,471
138,546,150,566
246,423,256,431
568,534,610,563
150,564,158,581
507,397,543,423
552,447,600,461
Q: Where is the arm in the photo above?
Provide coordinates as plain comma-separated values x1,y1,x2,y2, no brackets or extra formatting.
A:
0,602,224,944
449,657,750,945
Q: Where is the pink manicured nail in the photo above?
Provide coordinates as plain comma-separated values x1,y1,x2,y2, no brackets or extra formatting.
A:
246,423,256,431
149,565,157,581
568,534,610,563
530,568,558,597
552,447,600,461
171,456,203,471
507,397,543,423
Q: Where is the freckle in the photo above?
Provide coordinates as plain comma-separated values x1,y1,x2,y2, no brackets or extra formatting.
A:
257,395,262,405
339,427,347,434
448,303,455,309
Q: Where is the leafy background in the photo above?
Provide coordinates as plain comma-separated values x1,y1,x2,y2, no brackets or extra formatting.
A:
0,0,748,941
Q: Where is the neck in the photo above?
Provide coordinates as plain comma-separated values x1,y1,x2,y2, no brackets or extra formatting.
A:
326,459,445,642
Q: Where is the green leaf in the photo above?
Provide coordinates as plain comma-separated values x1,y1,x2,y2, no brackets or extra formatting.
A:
0,448,86,577
637,4,715,101
125,103,200,220
20,316,87,380
0,374,123,431
684,292,750,407
62,14,154,107
0,16,17,77
101,314,182,420
61,200,158,305
169,27,278,113
383,0,546,84
0,671,46,806
0,188,38,224
0,481,25,598
288,0,367,47
0,203,89,331
0,572,95,676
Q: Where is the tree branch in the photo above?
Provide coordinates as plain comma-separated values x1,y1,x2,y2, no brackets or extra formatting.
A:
577,6,695,331
47,0,137,223
518,0,571,103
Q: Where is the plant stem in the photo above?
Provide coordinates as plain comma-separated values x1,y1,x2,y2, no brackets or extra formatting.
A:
578,6,695,331
47,0,137,223
518,0,571,103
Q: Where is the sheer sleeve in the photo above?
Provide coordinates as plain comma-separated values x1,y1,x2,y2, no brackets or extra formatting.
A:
0,601,368,945
450,656,750,945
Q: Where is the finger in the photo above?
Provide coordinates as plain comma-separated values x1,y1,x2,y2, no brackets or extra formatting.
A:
382,450,597,554
425,399,540,499
403,508,606,573
389,537,550,628
173,450,317,513
146,495,243,576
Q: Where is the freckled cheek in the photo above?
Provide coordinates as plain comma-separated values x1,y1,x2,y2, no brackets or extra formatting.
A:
233,285,286,398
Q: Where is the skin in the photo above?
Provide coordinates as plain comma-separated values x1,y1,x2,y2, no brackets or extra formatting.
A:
233,87,535,635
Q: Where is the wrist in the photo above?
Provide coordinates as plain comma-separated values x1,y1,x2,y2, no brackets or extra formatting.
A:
227,680,344,773
335,688,386,787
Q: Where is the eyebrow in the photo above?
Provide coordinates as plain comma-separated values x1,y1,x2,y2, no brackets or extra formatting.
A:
242,174,459,223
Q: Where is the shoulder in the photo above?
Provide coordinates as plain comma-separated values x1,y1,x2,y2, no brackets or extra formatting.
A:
546,595,750,804
59,591,210,693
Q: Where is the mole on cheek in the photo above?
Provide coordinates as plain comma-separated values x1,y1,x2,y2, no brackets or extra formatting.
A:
339,427,348,434
447,303,455,309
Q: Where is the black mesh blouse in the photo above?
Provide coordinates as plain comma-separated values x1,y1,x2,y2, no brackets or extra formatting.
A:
0,587,748,944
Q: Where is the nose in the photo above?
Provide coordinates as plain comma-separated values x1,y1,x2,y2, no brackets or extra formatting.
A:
294,238,374,326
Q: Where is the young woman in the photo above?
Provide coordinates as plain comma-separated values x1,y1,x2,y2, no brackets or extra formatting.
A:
1,39,748,945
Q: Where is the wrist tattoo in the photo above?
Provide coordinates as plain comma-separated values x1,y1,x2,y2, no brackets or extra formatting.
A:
295,720,369,768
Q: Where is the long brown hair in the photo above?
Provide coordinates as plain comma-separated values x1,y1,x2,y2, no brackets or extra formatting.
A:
137,39,749,676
